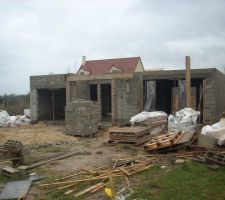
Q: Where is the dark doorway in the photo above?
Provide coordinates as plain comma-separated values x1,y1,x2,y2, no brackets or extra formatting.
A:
101,84,111,120
90,84,97,101
155,79,174,114
38,88,66,120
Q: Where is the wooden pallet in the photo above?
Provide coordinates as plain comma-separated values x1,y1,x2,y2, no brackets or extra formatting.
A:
108,126,150,146
207,151,225,166
144,132,183,152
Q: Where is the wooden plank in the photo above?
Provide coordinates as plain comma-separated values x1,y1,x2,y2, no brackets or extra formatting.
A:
56,164,110,181
90,183,105,193
73,182,104,197
124,176,131,187
118,167,131,176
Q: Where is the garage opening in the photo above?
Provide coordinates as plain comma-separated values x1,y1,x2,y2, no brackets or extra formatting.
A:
143,78,205,122
38,88,66,120
101,84,111,121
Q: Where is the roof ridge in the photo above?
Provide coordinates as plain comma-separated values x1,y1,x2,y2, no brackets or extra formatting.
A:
85,56,140,62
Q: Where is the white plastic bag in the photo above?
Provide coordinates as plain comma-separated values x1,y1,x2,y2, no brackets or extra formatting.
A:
201,118,225,146
0,110,10,127
130,111,167,125
168,108,200,132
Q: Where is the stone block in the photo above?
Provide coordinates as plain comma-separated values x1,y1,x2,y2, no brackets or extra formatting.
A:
198,134,218,148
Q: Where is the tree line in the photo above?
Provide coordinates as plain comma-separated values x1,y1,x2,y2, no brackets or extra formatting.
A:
0,94,30,116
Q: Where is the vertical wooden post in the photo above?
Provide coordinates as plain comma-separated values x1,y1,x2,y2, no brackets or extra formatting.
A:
185,56,191,107
111,79,117,126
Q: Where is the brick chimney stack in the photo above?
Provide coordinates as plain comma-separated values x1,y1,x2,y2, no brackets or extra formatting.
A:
82,56,86,65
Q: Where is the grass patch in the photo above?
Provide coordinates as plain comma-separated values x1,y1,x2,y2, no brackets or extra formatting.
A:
38,190,74,200
0,174,8,184
37,146,65,154
128,163,225,200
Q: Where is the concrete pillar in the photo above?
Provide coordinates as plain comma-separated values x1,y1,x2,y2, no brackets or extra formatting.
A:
66,81,71,104
30,89,38,121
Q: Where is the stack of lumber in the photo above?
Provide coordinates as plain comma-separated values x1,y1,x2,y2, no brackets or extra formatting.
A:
108,126,150,146
38,157,156,198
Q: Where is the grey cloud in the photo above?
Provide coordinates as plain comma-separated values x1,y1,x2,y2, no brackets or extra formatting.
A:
0,0,225,94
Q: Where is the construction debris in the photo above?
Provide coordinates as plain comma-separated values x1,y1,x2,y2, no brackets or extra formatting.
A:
144,130,196,153
206,151,225,166
0,140,24,165
38,157,156,199
144,132,183,152
0,150,91,180
108,126,150,146
19,150,91,171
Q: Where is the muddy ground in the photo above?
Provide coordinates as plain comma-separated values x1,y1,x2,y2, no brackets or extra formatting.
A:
0,122,146,200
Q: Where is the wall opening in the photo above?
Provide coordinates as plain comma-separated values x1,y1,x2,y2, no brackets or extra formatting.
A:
38,88,66,120
143,78,205,122
101,84,111,120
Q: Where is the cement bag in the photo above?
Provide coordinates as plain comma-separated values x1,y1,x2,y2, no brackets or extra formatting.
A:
130,111,167,125
24,109,30,118
13,115,30,126
168,108,200,132
0,110,10,127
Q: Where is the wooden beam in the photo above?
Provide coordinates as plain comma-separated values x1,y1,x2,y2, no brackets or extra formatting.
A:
185,56,191,107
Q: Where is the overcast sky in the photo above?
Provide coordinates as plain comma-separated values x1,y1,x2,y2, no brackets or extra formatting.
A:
0,0,225,94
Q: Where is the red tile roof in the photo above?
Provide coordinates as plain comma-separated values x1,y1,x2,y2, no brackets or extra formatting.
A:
78,57,142,75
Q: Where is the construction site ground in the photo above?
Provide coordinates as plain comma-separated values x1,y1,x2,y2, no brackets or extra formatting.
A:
1,122,225,200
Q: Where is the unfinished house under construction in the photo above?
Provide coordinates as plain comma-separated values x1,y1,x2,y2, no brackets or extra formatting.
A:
30,57,225,134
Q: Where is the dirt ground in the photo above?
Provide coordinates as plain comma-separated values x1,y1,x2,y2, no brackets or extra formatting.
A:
0,122,78,146
0,122,142,200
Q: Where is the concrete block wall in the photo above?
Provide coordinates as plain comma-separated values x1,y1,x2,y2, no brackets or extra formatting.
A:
215,70,225,120
30,74,66,90
30,74,66,121
30,89,38,121
65,100,98,136
205,74,217,123
70,81,90,101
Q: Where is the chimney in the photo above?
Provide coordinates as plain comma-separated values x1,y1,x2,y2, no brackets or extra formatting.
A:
82,56,86,65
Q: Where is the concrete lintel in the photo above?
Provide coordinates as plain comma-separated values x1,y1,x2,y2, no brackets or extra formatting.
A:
67,73,133,81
